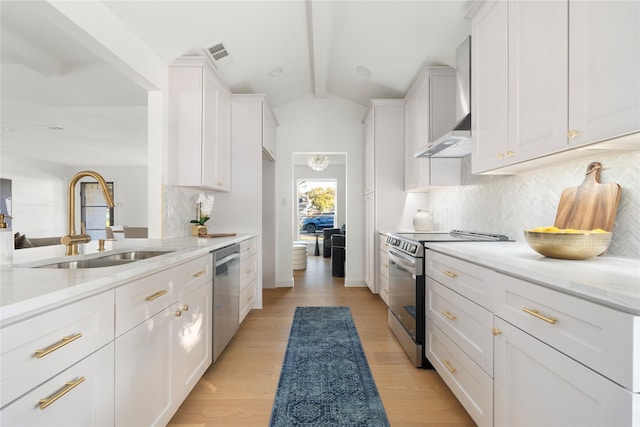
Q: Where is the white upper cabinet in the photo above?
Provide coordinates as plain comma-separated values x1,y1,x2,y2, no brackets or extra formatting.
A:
262,102,278,161
471,0,509,173
405,66,461,191
568,1,640,147
472,0,639,174
169,57,232,191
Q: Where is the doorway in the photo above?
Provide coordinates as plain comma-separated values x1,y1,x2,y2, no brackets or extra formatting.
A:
292,153,346,278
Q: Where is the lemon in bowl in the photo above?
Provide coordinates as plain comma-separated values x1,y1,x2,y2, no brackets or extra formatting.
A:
524,228,612,260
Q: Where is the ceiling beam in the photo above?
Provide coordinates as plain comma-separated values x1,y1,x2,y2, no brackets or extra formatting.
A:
307,0,333,99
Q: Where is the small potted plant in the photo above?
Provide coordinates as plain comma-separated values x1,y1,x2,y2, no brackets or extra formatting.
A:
191,194,214,236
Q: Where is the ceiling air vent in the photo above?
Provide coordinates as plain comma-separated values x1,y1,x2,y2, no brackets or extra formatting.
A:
203,41,232,68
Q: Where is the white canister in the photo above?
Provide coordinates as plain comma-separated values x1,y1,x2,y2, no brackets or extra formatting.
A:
413,209,433,231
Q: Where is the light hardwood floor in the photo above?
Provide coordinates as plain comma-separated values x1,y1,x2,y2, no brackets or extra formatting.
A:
168,256,475,426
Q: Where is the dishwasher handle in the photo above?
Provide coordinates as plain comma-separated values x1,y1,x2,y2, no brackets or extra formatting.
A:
215,252,240,268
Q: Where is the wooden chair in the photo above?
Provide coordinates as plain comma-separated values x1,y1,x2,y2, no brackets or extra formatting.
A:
105,226,115,239
123,226,148,238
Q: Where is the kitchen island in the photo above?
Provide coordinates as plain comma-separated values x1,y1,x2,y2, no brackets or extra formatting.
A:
1,234,255,326
0,233,256,426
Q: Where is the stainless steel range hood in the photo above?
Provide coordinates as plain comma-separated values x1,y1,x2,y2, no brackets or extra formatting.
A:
416,36,471,158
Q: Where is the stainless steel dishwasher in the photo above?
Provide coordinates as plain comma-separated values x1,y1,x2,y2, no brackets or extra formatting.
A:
212,243,240,362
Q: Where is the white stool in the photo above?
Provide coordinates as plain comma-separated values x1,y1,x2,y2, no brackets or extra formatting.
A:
293,240,310,255
292,243,307,270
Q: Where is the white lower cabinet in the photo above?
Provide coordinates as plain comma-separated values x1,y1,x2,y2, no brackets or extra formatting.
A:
239,238,257,323
427,323,493,427
494,317,637,427
379,234,389,306
173,279,212,407
0,343,114,427
115,303,176,427
425,248,639,427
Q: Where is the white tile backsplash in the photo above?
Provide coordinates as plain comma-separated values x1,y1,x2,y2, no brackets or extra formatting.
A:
162,186,216,238
424,151,639,258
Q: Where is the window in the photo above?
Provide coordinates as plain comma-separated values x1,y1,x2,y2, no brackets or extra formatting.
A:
80,182,114,240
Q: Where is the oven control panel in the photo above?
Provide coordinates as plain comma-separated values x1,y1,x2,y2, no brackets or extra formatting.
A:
385,235,420,256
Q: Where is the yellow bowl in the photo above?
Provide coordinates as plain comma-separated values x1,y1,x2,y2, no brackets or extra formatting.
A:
523,231,612,260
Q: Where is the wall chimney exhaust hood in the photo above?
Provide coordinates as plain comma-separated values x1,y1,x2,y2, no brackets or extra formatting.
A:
416,36,471,158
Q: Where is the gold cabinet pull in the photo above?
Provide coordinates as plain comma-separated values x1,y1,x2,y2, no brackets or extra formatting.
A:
497,153,505,160
193,270,206,278
145,290,168,301
523,308,557,324
181,304,189,311
567,129,580,139
506,150,514,158
245,268,254,274
35,333,82,359
175,310,183,318
39,377,85,410
492,327,502,336
442,270,457,278
442,359,456,374
442,311,457,321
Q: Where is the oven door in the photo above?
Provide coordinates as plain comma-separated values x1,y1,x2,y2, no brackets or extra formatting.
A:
388,248,421,342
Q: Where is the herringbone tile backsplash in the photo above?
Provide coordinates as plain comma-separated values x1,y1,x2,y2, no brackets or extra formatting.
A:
422,151,639,258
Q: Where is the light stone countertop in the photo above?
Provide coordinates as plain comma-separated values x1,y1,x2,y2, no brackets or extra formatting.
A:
0,234,255,326
424,241,640,315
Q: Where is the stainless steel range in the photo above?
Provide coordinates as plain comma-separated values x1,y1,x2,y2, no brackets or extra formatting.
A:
385,230,511,367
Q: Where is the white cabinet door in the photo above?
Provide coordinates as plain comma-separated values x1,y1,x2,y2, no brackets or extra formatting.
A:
508,0,568,162
494,318,636,427
172,282,212,407
568,0,640,147
0,343,114,427
169,57,231,191
115,304,176,427
262,103,278,161
363,107,375,195
471,0,509,174
363,192,375,293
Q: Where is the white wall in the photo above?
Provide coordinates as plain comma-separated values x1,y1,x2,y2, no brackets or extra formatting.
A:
274,94,366,287
1,153,147,238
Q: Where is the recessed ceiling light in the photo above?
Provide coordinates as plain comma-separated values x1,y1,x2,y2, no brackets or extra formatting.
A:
356,66,371,77
268,66,284,77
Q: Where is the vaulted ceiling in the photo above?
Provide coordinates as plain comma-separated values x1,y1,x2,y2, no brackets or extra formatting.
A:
1,1,472,166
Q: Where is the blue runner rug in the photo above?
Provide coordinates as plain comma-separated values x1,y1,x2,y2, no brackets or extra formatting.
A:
270,306,390,426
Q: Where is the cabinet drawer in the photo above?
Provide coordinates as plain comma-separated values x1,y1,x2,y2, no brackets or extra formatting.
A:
0,342,114,426
115,268,179,337
177,254,212,298
494,272,639,392
379,274,389,306
240,238,257,258
1,291,114,407
240,253,257,290
426,250,497,311
239,279,256,323
427,278,494,376
379,234,388,253
379,250,389,279
427,323,493,427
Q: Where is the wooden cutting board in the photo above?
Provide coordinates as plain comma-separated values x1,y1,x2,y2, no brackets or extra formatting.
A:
554,162,621,231
198,233,237,238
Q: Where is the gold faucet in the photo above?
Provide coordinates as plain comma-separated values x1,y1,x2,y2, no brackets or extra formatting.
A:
61,171,115,256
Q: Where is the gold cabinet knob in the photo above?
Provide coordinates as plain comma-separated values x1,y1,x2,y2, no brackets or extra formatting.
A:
568,130,580,139
497,153,505,160
506,150,514,158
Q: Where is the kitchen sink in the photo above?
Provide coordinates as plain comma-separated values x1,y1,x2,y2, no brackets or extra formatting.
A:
35,250,176,269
